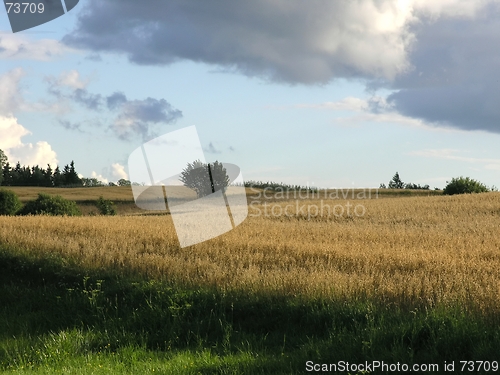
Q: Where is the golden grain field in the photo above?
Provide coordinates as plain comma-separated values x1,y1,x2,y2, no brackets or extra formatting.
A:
1,191,500,313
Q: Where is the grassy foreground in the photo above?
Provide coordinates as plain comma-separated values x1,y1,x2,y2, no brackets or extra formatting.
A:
1,191,500,373
1,249,499,374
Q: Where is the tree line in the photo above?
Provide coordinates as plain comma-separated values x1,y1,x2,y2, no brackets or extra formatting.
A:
1,160,82,187
0,149,131,187
380,172,432,190
1,148,494,195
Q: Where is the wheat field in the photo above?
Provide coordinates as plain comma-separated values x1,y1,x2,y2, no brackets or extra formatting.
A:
1,191,500,313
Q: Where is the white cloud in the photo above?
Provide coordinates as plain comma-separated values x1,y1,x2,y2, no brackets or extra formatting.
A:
111,163,128,180
299,95,463,132
0,115,58,167
91,171,109,184
7,141,58,168
0,70,58,168
0,68,25,115
409,148,500,170
0,33,73,61
0,67,68,115
44,70,101,115
297,97,369,111
111,116,136,140
412,0,500,19
335,109,431,129
0,115,30,149
55,70,89,90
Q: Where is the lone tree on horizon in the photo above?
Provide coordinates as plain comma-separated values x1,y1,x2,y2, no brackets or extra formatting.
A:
179,160,230,198
388,171,404,189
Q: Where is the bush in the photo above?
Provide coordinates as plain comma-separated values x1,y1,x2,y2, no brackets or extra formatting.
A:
443,177,489,195
18,193,81,216
0,189,22,215
96,196,116,215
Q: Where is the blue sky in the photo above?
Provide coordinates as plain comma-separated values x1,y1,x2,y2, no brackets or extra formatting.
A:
2,0,500,189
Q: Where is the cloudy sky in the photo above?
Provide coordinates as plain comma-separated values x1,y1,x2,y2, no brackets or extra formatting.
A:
2,0,500,188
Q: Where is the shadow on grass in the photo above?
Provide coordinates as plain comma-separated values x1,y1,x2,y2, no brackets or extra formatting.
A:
1,247,500,373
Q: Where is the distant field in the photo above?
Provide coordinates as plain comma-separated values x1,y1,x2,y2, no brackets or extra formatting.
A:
2,186,136,203
1,186,443,217
2,185,442,203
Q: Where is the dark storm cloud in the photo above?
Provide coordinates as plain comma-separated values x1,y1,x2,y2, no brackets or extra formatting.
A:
383,4,500,133
62,0,411,84
62,0,500,134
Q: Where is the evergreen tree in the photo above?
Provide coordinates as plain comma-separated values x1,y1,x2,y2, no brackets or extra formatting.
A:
53,166,64,187
59,161,82,186
0,159,82,187
2,162,12,186
31,165,45,186
388,172,404,189
62,164,71,184
11,162,22,185
44,164,53,187
18,165,33,186
68,161,82,186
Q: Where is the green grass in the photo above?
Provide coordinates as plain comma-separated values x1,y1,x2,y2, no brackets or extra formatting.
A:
1,246,499,374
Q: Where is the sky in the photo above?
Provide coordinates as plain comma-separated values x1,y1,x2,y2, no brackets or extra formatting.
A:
2,0,500,189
